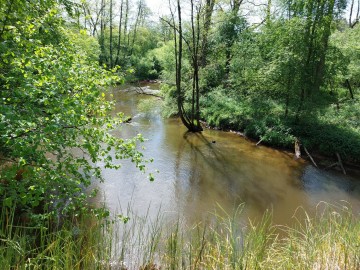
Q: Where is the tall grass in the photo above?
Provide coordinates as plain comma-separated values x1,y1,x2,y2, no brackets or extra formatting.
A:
0,205,117,269
1,202,359,269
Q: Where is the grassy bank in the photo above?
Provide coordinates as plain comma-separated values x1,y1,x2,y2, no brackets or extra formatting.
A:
1,203,359,269
0,206,116,269
200,88,360,166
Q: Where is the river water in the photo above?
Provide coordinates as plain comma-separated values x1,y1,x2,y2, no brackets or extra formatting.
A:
97,85,360,227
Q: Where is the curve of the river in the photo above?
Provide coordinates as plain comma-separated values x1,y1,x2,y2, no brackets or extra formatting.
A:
97,85,360,227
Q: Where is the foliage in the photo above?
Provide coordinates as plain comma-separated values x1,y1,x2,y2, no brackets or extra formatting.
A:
0,0,149,223
64,26,101,62
151,41,177,83
331,24,360,86
130,53,162,80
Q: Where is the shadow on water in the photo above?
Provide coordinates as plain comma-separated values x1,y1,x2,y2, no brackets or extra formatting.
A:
173,130,304,225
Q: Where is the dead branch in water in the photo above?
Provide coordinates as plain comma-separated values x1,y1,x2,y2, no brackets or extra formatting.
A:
134,84,163,99
294,139,301,159
304,146,318,168
336,153,347,175
256,137,264,146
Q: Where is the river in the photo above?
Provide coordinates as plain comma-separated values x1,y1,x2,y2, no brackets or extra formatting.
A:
97,84,360,227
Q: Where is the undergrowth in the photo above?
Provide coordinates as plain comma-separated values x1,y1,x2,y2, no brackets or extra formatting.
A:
200,88,360,163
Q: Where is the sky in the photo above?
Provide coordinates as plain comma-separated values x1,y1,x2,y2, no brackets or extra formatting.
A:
146,0,168,17
145,0,355,24
145,0,267,24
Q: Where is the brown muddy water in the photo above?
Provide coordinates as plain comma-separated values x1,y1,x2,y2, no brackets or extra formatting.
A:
96,85,360,227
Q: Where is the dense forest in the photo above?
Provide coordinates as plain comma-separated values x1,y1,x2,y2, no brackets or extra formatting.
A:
1,0,360,268
76,0,360,162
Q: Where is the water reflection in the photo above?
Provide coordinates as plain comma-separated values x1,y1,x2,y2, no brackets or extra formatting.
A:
97,87,360,227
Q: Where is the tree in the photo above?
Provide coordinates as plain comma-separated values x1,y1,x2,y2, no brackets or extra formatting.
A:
114,0,124,66
200,0,216,67
167,0,203,132
275,0,347,119
0,0,148,221
331,23,360,99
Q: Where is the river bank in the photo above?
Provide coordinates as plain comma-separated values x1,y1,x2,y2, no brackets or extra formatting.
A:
129,82,360,178
201,121,360,178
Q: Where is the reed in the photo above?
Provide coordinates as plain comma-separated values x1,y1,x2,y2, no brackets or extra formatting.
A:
1,202,359,269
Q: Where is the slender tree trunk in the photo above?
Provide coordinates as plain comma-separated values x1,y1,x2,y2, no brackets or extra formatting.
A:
191,0,196,124
109,0,113,68
115,0,123,66
124,0,129,49
287,0,291,19
266,0,272,25
350,0,355,27
176,0,192,131
189,0,203,131
99,0,106,65
82,4,87,29
350,0,360,27
195,4,202,130
130,0,143,56
346,79,355,99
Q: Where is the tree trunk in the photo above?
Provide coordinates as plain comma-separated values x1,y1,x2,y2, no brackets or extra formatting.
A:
99,0,107,66
350,0,355,27
350,0,360,27
124,0,129,49
130,0,143,57
346,79,355,99
109,0,113,68
195,4,202,131
266,0,272,25
200,0,215,67
173,0,202,132
115,0,124,66
176,0,192,131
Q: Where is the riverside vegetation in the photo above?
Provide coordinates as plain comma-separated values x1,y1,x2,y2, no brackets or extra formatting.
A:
1,0,360,269
80,0,360,163
2,203,360,269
